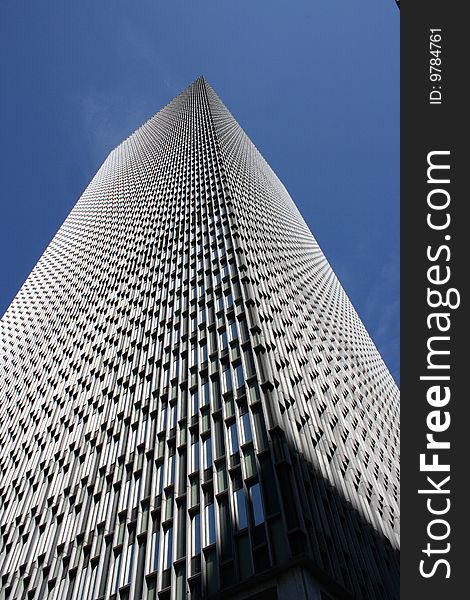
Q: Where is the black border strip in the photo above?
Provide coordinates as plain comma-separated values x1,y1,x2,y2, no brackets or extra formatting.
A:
401,3,467,598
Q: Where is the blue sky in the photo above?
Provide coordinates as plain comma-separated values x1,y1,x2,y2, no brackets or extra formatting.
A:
0,0,399,383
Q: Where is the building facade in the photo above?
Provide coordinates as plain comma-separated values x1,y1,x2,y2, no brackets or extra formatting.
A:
0,77,399,600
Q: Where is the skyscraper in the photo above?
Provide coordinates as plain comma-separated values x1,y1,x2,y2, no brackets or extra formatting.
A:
0,77,399,600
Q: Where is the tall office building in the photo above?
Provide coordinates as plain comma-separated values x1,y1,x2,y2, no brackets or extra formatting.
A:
0,77,399,600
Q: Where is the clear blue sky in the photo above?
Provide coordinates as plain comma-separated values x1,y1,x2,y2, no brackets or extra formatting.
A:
0,0,399,384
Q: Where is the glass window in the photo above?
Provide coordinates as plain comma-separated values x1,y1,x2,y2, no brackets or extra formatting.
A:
219,329,228,351
191,390,199,416
191,513,201,556
228,423,239,455
89,563,98,599
203,437,212,470
244,349,256,378
229,319,238,341
159,406,167,432
200,341,208,363
170,404,177,428
239,318,249,342
243,447,257,477
233,488,248,530
235,364,245,389
222,365,232,393
225,292,233,309
130,427,137,452
125,537,136,584
241,411,252,443
76,565,87,599
142,504,149,532
96,525,106,558
124,477,132,507
224,396,234,418
191,440,200,472
165,491,174,520
156,464,164,495
133,476,142,507
117,516,126,545
199,305,206,323
201,378,210,406
190,478,200,507
216,464,228,491
163,527,173,570
167,454,176,486
148,578,157,600
190,342,197,367
252,406,268,449
164,366,170,386
172,357,180,379
209,330,217,353
247,381,260,403
201,410,210,432
111,551,122,594
204,503,216,546
165,328,172,347
250,483,265,526
151,528,160,572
